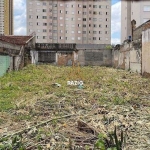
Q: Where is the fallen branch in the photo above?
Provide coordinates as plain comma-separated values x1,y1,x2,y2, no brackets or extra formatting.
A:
0,114,76,140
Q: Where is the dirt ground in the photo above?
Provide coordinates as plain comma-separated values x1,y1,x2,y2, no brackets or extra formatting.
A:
0,66,150,149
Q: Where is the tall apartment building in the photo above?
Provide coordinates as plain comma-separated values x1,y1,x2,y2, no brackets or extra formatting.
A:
27,0,111,44
121,0,150,43
0,0,13,35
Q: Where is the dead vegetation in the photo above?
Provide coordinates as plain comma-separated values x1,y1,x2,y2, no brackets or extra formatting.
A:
0,65,150,149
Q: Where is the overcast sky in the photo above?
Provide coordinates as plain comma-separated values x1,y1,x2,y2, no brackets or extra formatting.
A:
14,0,121,45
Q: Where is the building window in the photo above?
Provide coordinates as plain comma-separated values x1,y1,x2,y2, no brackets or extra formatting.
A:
29,9,32,11
78,24,81,27
43,36,46,39
83,5,86,8
66,18,69,20
99,5,102,8
43,16,47,19
106,5,109,9
43,2,46,6
66,4,69,7
72,37,75,40
78,37,81,40
53,30,57,33
105,31,108,34
37,29,40,32
66,37,68,40
53,37,57,40
99,24,102,27
106,25,108,28
93,18,97,21
106,18,108,21
72,24,75,27
99,31,102,34
53,23,57,27
37,22,39,25
37,36,40,39
43,29,47,32
83,31,86,34
60,3,63,6
99,12,102,15
93,5,97,8
78,31,81,33
93,24,97,27
60,30,63,33
72,5,74,8
93,11,97,15
71,31,75,33
43,23,47,26
83,12,86,15
83,37,86,40
93,31,97,34
29,15,32,19
72,11,75,14
60,24,63,26
43,9,46,12
78,18,81,20
66,11,68,14
83,24,86,27
99,37,101,40
60,36,63,40
29,29,32,32
60,10,63,13
106,12,108,15
93,37,96,40
89,5,91,7
143,6,150,11
83,18,86,21
37,2,40,5
53,4,57,7
53,10,57,14
60,17,63,20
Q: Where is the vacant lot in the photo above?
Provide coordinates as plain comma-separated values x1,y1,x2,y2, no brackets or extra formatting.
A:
0,65,150,149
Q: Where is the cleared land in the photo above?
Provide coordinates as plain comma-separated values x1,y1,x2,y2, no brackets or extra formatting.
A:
0,65,150,149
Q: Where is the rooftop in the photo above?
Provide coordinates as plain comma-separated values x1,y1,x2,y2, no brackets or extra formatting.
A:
0,36,33,45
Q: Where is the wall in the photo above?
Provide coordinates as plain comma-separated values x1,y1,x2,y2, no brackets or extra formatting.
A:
0,55,10,77
142,28,150,77
31,48,112,67
78,49,112,66
112,41,142,73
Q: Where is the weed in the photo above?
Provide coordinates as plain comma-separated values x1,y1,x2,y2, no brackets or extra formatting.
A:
95,126,126,150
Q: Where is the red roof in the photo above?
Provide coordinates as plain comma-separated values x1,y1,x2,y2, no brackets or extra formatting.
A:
0,36,33,45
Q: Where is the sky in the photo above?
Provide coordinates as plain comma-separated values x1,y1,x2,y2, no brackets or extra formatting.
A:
14,0,121,45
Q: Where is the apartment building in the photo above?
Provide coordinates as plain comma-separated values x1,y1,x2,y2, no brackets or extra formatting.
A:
121,0,150,43
0,0,13,35
27,0,111,44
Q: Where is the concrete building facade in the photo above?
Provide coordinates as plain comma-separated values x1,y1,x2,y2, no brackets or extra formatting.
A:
27,0,111,44
121,0,150,43
0,0,13,35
